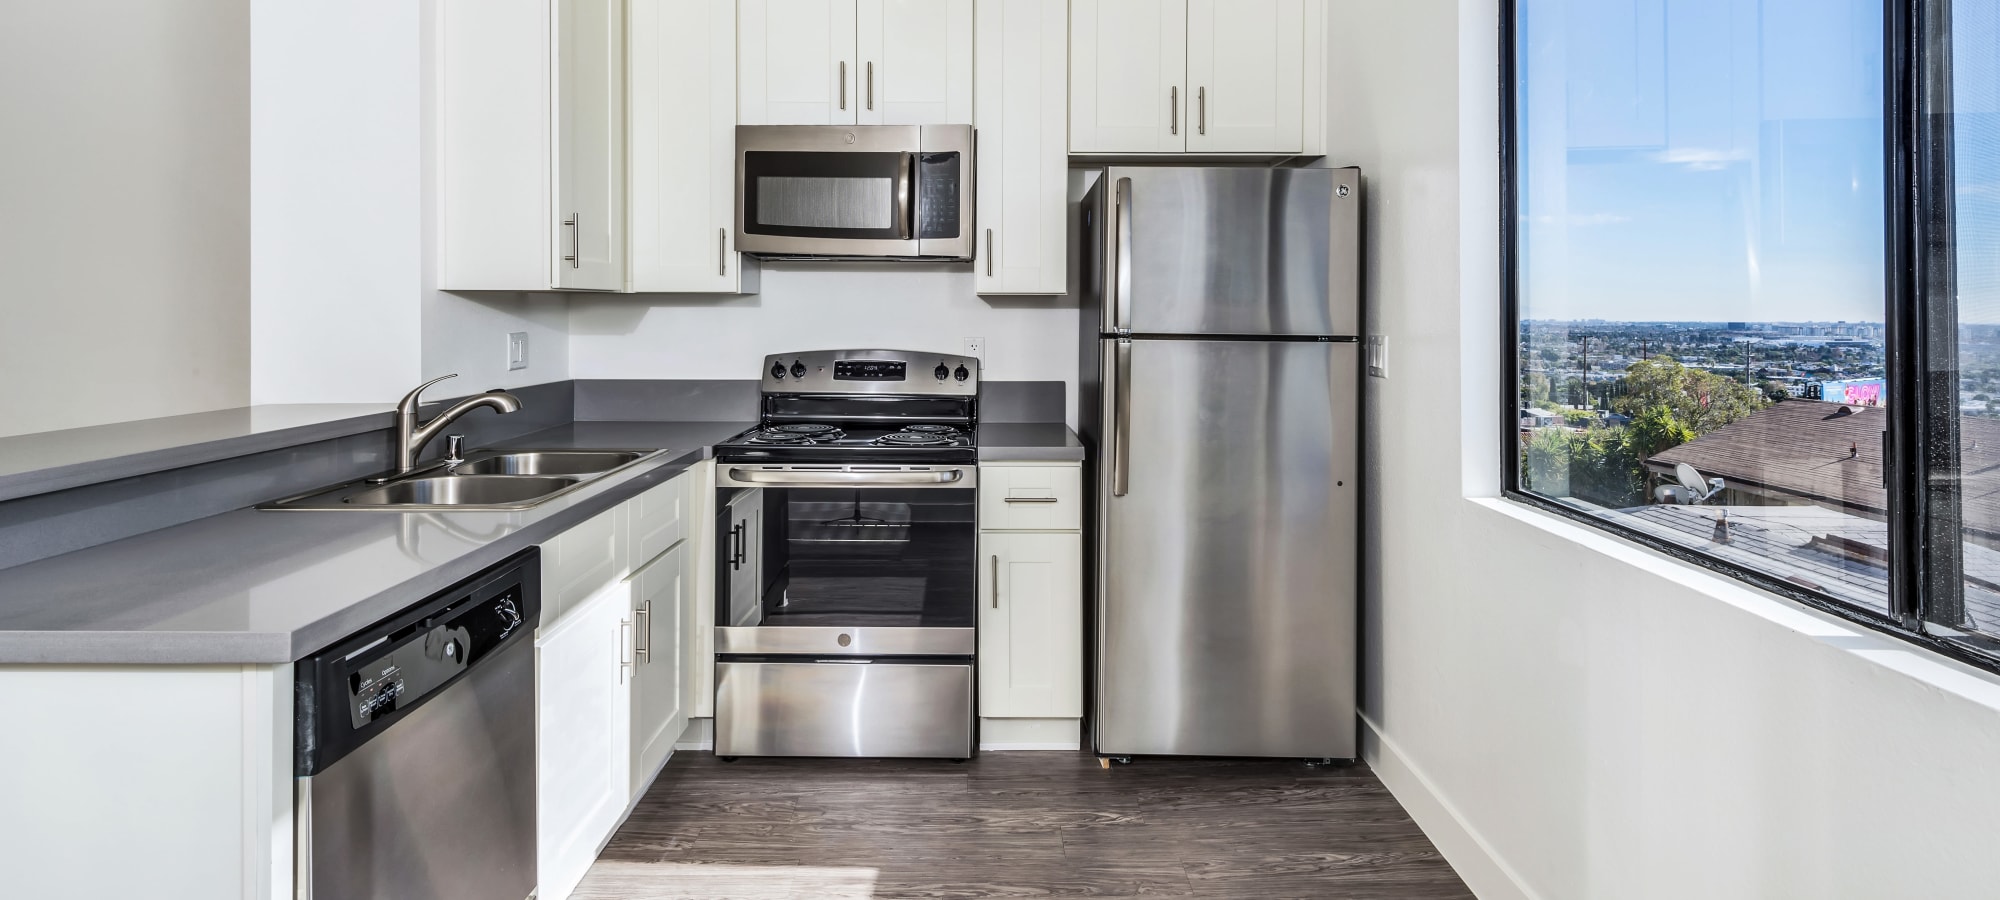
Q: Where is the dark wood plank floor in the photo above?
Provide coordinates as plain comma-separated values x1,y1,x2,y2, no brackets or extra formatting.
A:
572,751,1475,899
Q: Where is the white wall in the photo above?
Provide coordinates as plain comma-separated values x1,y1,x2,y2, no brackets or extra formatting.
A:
1344,2,2000,898
0,0,251,437
250,0,571,405
570,267,1078,422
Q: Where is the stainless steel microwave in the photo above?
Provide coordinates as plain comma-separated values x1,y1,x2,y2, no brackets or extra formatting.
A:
734,125,974,261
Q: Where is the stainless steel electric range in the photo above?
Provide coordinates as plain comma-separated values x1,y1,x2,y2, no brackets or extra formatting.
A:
712,349,981,759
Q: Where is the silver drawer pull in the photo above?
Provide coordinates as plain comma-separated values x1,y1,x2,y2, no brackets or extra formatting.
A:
1001,496,1059,504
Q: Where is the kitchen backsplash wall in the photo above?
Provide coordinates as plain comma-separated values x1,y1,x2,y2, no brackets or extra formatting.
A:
569,264,1080,427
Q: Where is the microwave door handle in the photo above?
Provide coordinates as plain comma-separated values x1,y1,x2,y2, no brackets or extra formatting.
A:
897,152,916,240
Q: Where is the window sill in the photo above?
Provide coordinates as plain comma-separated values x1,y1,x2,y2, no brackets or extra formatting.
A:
1467,495,2000,715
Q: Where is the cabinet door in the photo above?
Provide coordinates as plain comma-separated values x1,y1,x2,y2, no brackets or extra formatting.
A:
1184,0,1303,153
977,532,1083,718
973,0,1067,296
722,492,764,627
1069,0,1187,153
537,581,632,900
738,0,858,125
630,0,756,293
438,0,552,290
628,542,688,798
855,0,972,125
552,0,625,290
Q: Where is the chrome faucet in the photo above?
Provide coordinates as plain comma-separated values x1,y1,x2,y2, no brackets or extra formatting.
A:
394,374,522,474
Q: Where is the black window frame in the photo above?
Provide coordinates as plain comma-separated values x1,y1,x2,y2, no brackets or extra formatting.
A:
1498,0,2000,673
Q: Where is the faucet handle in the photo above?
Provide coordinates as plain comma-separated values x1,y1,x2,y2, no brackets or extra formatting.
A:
397,374,459,414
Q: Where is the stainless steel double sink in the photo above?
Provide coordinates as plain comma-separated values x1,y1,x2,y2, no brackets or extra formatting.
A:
262,449,661,511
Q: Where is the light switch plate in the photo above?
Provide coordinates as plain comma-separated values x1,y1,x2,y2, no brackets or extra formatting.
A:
1365,335,1387,378
507,332,528,371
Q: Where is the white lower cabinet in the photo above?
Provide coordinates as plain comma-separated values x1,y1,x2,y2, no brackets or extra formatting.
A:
978,531,1083,718
628,539,690,796
536,579,632,900
977,462,1084,741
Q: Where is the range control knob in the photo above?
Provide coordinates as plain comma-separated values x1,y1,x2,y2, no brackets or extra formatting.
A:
934,363,950,381
791,361,808,379
770,362,786,380
953,365,970,382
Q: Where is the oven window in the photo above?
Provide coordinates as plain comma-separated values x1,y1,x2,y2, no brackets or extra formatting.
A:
741,151,908,239
724,487,976,629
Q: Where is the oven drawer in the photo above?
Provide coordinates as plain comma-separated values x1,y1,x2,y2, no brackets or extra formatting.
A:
978,464,1081,531
715,660,973,758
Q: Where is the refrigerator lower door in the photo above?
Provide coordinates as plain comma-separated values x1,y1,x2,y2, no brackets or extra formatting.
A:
1095,338,1358,758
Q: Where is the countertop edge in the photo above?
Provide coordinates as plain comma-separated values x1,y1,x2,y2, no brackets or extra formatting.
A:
0,448,707,665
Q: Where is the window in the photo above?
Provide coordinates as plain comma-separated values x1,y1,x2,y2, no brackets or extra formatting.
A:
1505,0,2000,664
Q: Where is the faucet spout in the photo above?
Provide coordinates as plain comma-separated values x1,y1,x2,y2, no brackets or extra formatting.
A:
392,375,524,474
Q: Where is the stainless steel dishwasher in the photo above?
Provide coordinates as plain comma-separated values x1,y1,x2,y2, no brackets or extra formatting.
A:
294,550,541,900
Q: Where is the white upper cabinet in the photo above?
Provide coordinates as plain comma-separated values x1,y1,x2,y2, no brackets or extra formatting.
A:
552,0,626,290
630,0,758,293
741,0,970,126
1071,0,1323,155
857,0,973,125
1069,0,1187,153
1184,0,1303,153
974,0,1067,296
438,0,551,290
738,0,858,125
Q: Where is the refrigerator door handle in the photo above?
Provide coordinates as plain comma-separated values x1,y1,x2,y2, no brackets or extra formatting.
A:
1112,339,1132,497
1112,177,1133,332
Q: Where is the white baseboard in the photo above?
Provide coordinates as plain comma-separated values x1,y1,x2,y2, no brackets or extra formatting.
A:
979,717,1081,751
1360,715,1539,900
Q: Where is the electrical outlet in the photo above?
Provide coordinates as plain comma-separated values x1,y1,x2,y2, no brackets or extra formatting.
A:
1365,335,1387,378
507,332,529,371
963,337,985,358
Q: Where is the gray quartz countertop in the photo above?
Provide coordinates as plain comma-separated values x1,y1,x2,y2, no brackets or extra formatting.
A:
0,404,392,503
977,424,1086,462
0,421,750,665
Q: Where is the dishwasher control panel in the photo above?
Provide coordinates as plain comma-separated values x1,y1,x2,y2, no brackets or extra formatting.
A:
295,550,540,776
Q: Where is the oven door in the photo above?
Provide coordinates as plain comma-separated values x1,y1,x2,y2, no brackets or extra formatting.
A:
734,125,972,260
715,464,978,657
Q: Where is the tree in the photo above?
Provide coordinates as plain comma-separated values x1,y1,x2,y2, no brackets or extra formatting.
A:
1563,376,1587,408
1613,356,1766,435
1623,404,1697,460
1520,372,1552,407
1759,380,1791,403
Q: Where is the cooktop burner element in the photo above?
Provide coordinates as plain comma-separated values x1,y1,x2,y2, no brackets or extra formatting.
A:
905,424,960,434
877,432,949,446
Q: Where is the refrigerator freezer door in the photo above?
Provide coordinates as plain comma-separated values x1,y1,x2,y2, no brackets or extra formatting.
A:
1095,338,1358,758
1099,166,1359,337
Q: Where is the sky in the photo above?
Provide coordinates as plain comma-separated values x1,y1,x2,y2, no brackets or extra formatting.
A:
1516,0,1916,324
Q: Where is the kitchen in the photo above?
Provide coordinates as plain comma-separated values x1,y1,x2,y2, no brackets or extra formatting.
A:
4,1,1998,900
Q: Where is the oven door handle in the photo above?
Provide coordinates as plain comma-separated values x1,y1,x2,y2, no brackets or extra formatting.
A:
726,468,967,487
897,152,916,240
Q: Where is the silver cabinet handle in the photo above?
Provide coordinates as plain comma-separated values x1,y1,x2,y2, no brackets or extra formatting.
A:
727,468,965,486
563,215,580,268
1002,496,1059,504
985,228,994,276
839,61,847,110
1112,177,1133,331
991,554,1001,609
718,227,727,276
867,61,875,110
1169,86,1178,135
1112,339,1132,497
635,599,651,662
1197,86,1206,135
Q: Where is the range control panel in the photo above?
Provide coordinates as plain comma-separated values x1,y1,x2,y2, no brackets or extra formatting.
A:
763,349,978,396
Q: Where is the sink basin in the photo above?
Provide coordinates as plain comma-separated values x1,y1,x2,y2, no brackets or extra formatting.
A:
341,475,580,507
449,450,646,476
259,447,665,511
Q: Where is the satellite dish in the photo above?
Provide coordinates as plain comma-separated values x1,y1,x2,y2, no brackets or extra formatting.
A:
1675,463,1709,495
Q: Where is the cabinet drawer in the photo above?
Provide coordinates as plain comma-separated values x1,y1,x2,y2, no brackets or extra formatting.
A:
978,464,1081,531
627,473,689,567
542,503,629,624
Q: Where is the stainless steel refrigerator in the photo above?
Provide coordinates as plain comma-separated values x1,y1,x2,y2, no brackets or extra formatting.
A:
1077,166,1360,760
